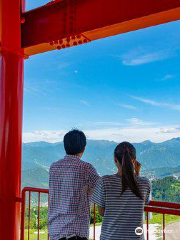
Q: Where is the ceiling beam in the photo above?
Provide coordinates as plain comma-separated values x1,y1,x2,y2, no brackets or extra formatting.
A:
21,0,180,55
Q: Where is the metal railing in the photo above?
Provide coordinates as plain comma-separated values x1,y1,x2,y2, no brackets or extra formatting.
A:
20,187,180,240
144,201,180,240
21,187,50,240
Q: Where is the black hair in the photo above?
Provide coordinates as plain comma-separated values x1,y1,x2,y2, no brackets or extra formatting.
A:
114,142,143,200
63,129,86,155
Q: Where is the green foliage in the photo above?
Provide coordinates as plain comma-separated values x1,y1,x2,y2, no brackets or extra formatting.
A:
22,168,49,189
25,206,103,229
25,207,48,230
90,206,103,224
152,176,180,203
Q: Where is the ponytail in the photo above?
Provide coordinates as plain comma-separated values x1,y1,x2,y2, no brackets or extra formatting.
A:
115,142,143,200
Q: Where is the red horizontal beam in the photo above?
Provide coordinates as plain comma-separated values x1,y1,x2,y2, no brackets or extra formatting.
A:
21,0,180,55
21,187,49,195
148,200,180,210
144,206,180,216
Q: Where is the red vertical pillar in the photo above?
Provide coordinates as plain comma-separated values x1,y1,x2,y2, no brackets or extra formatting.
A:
0,1,25,240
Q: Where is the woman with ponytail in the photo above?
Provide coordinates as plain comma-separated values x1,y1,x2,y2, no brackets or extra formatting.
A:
91,142,151,240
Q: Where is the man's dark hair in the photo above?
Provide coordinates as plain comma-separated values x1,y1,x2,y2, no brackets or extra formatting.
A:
63,129,86,155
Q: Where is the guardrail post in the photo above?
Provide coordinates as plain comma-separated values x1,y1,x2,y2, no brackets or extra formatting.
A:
146,211,149,240
163,214,165,240
93,204,96,240
21,189,26,240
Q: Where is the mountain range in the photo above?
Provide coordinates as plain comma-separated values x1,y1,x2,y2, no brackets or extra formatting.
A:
21,137,180,188
22,137,180,172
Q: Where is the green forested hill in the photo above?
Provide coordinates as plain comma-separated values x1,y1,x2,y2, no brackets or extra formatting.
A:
152,176,180,203
22,167,180,204
143,166,180,178
22,167,49,189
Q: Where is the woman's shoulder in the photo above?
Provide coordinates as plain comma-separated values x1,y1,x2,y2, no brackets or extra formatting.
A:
137,176,151,187
101,174,118,179
100,174,120,183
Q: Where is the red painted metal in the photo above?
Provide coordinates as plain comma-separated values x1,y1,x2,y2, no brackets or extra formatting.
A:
20,187,180,240
146,212,149,240
144,206,180,216
1,1,180,240
20,189,26,240
28,192,31,240
149,200,180,209
0,1,25,240
48,192,50,240
93,203,96,240
22,187,49,194
163,214,165,240
20,188,97,240
21,0,180,55
21,188,49,240
38,193,40,240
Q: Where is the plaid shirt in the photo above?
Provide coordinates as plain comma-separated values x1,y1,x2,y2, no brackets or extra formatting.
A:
48,155,99,240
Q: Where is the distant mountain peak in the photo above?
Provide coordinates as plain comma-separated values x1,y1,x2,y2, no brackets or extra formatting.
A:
22,137,180,176
173,137,180,141
163,137,180,144
141,140,153,145
23,141,52,147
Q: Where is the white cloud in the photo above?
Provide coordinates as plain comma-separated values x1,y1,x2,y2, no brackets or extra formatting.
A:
157,126,180,134
23,130,66,143
23,125,180,144
79,121,124,127
118,104,137,110
127,118,155,126
58,63,70,69
24,80,50,96
24,85,40,96
80,118,152,127
161,75,175,81
80,100,90,106
131,95,180,111
121,48,171,66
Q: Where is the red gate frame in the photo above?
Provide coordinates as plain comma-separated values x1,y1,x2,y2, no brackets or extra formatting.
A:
1,1,180,240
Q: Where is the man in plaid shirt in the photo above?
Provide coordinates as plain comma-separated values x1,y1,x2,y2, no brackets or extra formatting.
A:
48,130,99,240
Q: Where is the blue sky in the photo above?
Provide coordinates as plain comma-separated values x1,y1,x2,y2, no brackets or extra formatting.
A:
23,1,180,143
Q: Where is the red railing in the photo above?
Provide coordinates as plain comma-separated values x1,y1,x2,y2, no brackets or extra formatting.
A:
21,187,180,240
21,187,50,240
21,187,96,240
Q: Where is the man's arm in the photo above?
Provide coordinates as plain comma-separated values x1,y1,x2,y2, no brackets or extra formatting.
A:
91,177,106,217
87,163,100,190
